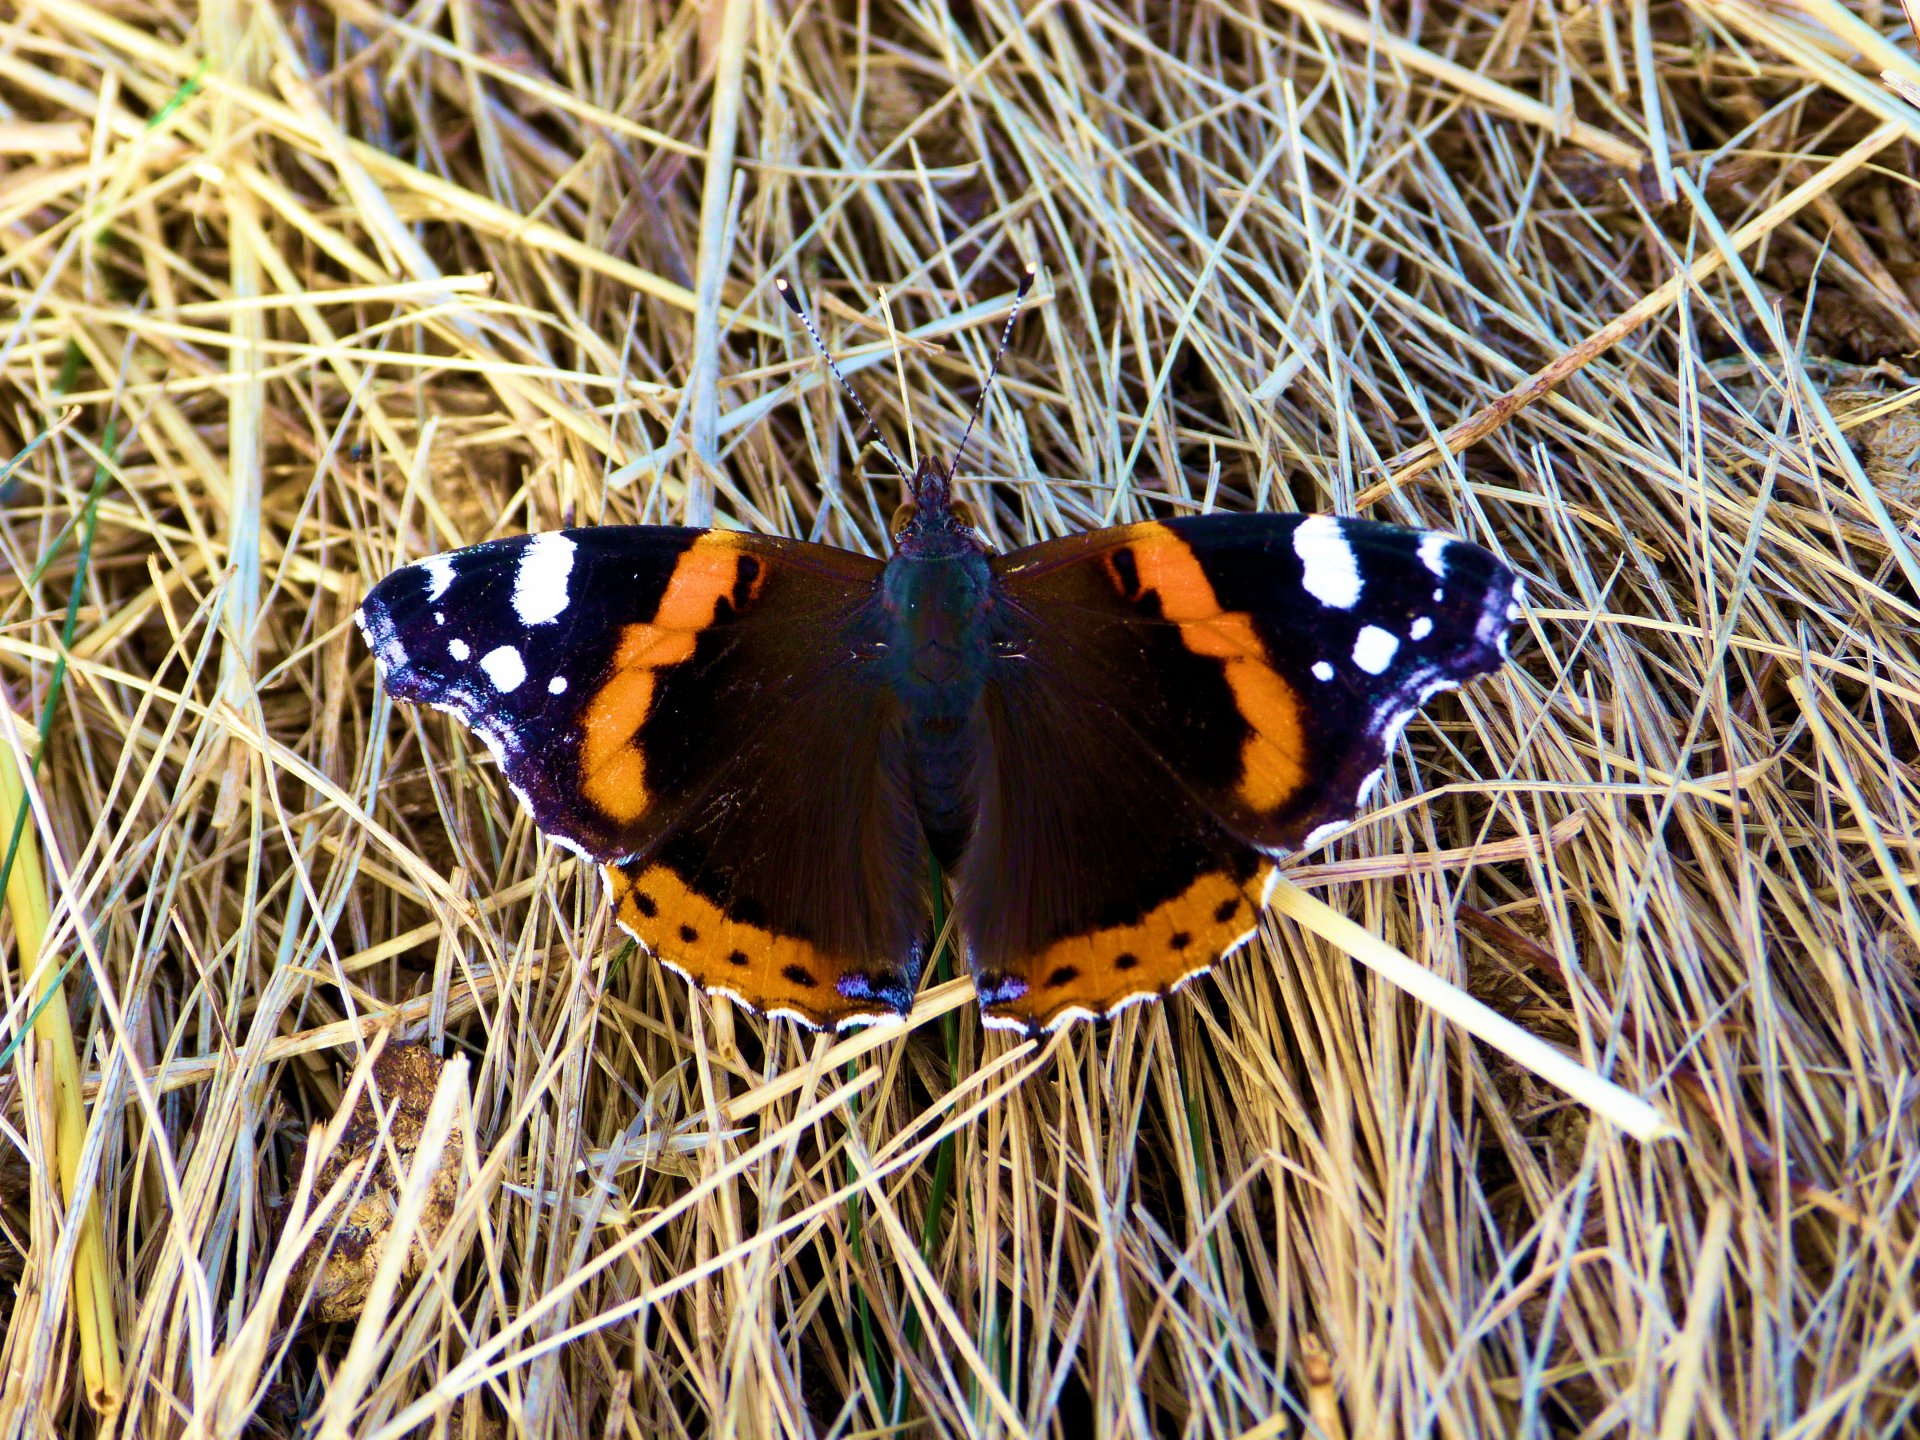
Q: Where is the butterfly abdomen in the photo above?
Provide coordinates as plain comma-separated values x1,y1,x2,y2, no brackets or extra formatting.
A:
876,547,998,867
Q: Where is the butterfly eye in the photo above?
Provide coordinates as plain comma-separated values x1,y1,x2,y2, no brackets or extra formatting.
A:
948,502,976,530
889,502,919,539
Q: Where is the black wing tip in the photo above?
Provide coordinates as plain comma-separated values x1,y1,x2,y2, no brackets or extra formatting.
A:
1291,545,1524,851
1469,557,1526,670
355,587,449,706
354,591,411,682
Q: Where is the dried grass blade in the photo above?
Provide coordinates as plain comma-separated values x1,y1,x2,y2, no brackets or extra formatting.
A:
1265,877,1677,1142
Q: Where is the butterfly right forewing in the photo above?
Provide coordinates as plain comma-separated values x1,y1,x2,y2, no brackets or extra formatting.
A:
957,513,1521,1030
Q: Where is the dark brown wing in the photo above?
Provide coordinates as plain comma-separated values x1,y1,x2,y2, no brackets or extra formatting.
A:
961,513,1519,1030
358,527,930,1028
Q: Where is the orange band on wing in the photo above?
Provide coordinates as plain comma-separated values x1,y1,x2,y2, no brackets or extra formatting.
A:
1106,526,1307,813
604,861,905,1027
982,868,1263,1030
579,536,769,823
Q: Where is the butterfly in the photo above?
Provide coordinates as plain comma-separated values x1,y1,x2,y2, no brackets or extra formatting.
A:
357,482,1521,1032
356,279,1522,1032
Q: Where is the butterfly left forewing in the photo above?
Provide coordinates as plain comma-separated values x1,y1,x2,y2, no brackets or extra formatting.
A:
962,512,1521,1030
360,527,705,860
358,526,932,1028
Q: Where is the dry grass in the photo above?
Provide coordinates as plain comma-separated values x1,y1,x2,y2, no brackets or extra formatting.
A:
2,0,1919,1435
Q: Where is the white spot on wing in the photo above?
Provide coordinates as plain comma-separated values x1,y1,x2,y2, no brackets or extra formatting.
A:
1302,819,1347,850
1418,532,1452,578
1498,577,1527,657
419,554,456,601
1040,1005,1100,1032
1352,625,1399,674
1377,708,1417,758
434,611,446,626
1409,616,1433,641
448,638,470,661
1312,660,1335,681
481,645,527,692
837,1011,909,1033
977,1011,1031,1033
356,606,406,672
1356,764,1388,809
529,825,595,863
548,674,568,695
513,532,577,625
1292,516,1362,609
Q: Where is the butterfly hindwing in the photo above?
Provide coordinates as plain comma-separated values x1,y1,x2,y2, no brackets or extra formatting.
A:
959,659,1271,1029
357,527,931,1027
963,514,1520,1029
598,630,930,1026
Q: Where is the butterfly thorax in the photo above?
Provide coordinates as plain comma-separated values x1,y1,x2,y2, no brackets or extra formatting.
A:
880,459,993,705
881,544,986,675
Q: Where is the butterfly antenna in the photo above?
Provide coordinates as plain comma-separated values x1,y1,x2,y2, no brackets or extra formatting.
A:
776,277,911,487
947,264,1037,487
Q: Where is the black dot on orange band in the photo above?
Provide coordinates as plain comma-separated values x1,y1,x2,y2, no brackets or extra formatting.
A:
731,555,762,609
634,892,657,917
1214,898,1240,922
727,950,750,967
1114,953,1140,971
1170,931,1192,951
1046,964,1080,988
679,923,698,943
781,964,816,988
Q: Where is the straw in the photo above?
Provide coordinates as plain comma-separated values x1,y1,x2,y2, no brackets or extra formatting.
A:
3,0,1915,1432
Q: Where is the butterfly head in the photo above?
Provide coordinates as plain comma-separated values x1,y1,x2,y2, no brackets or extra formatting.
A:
890,457,985,559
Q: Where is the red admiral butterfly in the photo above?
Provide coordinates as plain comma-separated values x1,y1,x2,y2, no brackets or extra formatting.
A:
357,276,1522,1031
